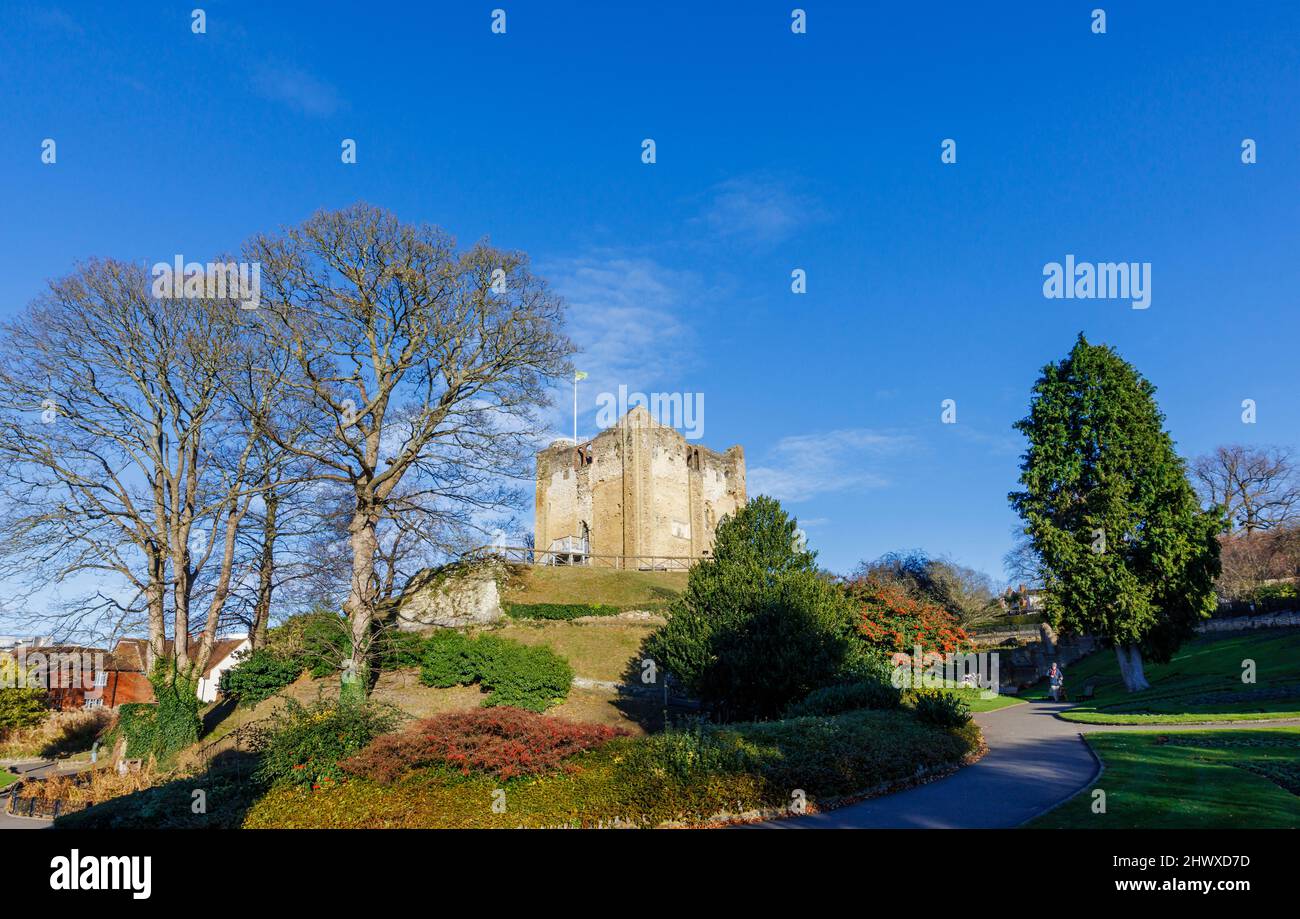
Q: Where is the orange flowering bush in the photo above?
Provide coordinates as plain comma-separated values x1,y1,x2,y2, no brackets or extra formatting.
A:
846,580,974,655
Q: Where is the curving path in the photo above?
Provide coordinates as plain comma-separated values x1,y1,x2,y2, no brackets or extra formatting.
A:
759,701,1300,829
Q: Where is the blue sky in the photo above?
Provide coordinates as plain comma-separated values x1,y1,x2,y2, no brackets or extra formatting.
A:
1,0,1298,597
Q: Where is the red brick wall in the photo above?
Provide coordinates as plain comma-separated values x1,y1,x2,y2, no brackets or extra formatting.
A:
104,672,154,706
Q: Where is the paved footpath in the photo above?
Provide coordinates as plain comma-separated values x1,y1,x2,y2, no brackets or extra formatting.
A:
760,701,1300,829
0,759,97,830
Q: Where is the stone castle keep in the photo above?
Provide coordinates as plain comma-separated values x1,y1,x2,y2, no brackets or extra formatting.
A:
534,406,746,566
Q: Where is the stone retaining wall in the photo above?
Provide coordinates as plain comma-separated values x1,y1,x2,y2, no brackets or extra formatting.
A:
1198,610,1300,633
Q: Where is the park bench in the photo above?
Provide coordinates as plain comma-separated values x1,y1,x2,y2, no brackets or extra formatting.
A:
1076,682,1096,702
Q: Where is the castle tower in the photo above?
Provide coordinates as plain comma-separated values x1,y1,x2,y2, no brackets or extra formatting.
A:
533,406,746,567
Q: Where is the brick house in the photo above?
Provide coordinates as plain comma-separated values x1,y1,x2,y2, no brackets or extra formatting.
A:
107,637,252,704
12,636,250,709
12,644,111,711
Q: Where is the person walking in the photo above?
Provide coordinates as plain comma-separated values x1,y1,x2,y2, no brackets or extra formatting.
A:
1048,662,1065,702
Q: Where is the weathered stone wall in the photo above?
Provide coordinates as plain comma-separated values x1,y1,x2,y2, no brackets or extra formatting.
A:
1198,610,1300,633
535,406,745,564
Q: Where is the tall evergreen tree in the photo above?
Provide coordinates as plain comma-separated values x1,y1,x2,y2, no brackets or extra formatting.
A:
1009,335,1222,691
644,496,854,720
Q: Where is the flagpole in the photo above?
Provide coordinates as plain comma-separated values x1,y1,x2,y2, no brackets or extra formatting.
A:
572,371,587,445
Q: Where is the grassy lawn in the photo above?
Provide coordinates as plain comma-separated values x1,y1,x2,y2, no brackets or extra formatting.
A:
501,565,686,611
1022,628,1300,724
959,689,1026,713
241,709,981,829
0,770,18,789
1028,728,1300,829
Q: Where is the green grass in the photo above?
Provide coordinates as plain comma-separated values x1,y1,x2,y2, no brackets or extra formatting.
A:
1027,728,1300,829
957,689,1026,713
501,565,686,611
0,770,18,789
1022,628,1300,724
489,618,659,683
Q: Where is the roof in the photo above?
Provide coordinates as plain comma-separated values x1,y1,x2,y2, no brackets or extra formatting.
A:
109,636,249,678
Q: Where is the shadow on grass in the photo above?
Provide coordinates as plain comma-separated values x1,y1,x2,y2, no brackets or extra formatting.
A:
610,631,703,733
53,749,267,829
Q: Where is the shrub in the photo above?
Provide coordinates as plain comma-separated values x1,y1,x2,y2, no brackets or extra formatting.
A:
0,687,49,733
617,717,755,782
419,631,479,688
912,689,972,727
55,760,258,829
644,496,857,720
476,640,573,713
847,580,975,655
256,697,404,788
220,649,303,707
263,611,351,679
1251,582,1298,602
341,707,625,783
0,655,51,734
505,603,621,621
419,632,573,712
244,708,983,829
784,679,902,718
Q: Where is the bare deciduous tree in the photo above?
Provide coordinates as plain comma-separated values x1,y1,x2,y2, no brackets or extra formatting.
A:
0,259,288,679
1192,445,1300,533
246,204,572,692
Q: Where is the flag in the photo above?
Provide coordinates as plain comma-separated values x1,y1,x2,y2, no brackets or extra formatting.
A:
574,371,588,381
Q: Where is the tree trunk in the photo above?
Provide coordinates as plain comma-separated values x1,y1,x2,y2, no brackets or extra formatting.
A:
249,493,278,650
193,497,249,677
1115,643,1150,692
342,504,380,698
1125,644,1151,691
1114,644,1134,691
146,547,168,669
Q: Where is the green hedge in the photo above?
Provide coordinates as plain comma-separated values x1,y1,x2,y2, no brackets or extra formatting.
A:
420,631,480,688
972,613,1045,631
220,649,303,708
419,632,572,712
504,602,622,621
784,679,902,718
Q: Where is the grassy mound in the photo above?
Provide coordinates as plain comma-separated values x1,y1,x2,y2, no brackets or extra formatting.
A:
1025,628,1300,724
501,565,686,611
1028,728,1300,829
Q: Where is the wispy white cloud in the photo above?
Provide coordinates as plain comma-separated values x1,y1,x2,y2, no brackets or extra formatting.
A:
692,174,825,247
541,251,705,440
749,428,918,502
250,64,344,117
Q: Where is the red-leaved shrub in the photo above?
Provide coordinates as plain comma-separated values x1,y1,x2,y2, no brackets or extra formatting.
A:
846,581,974,655
340,707,626,782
